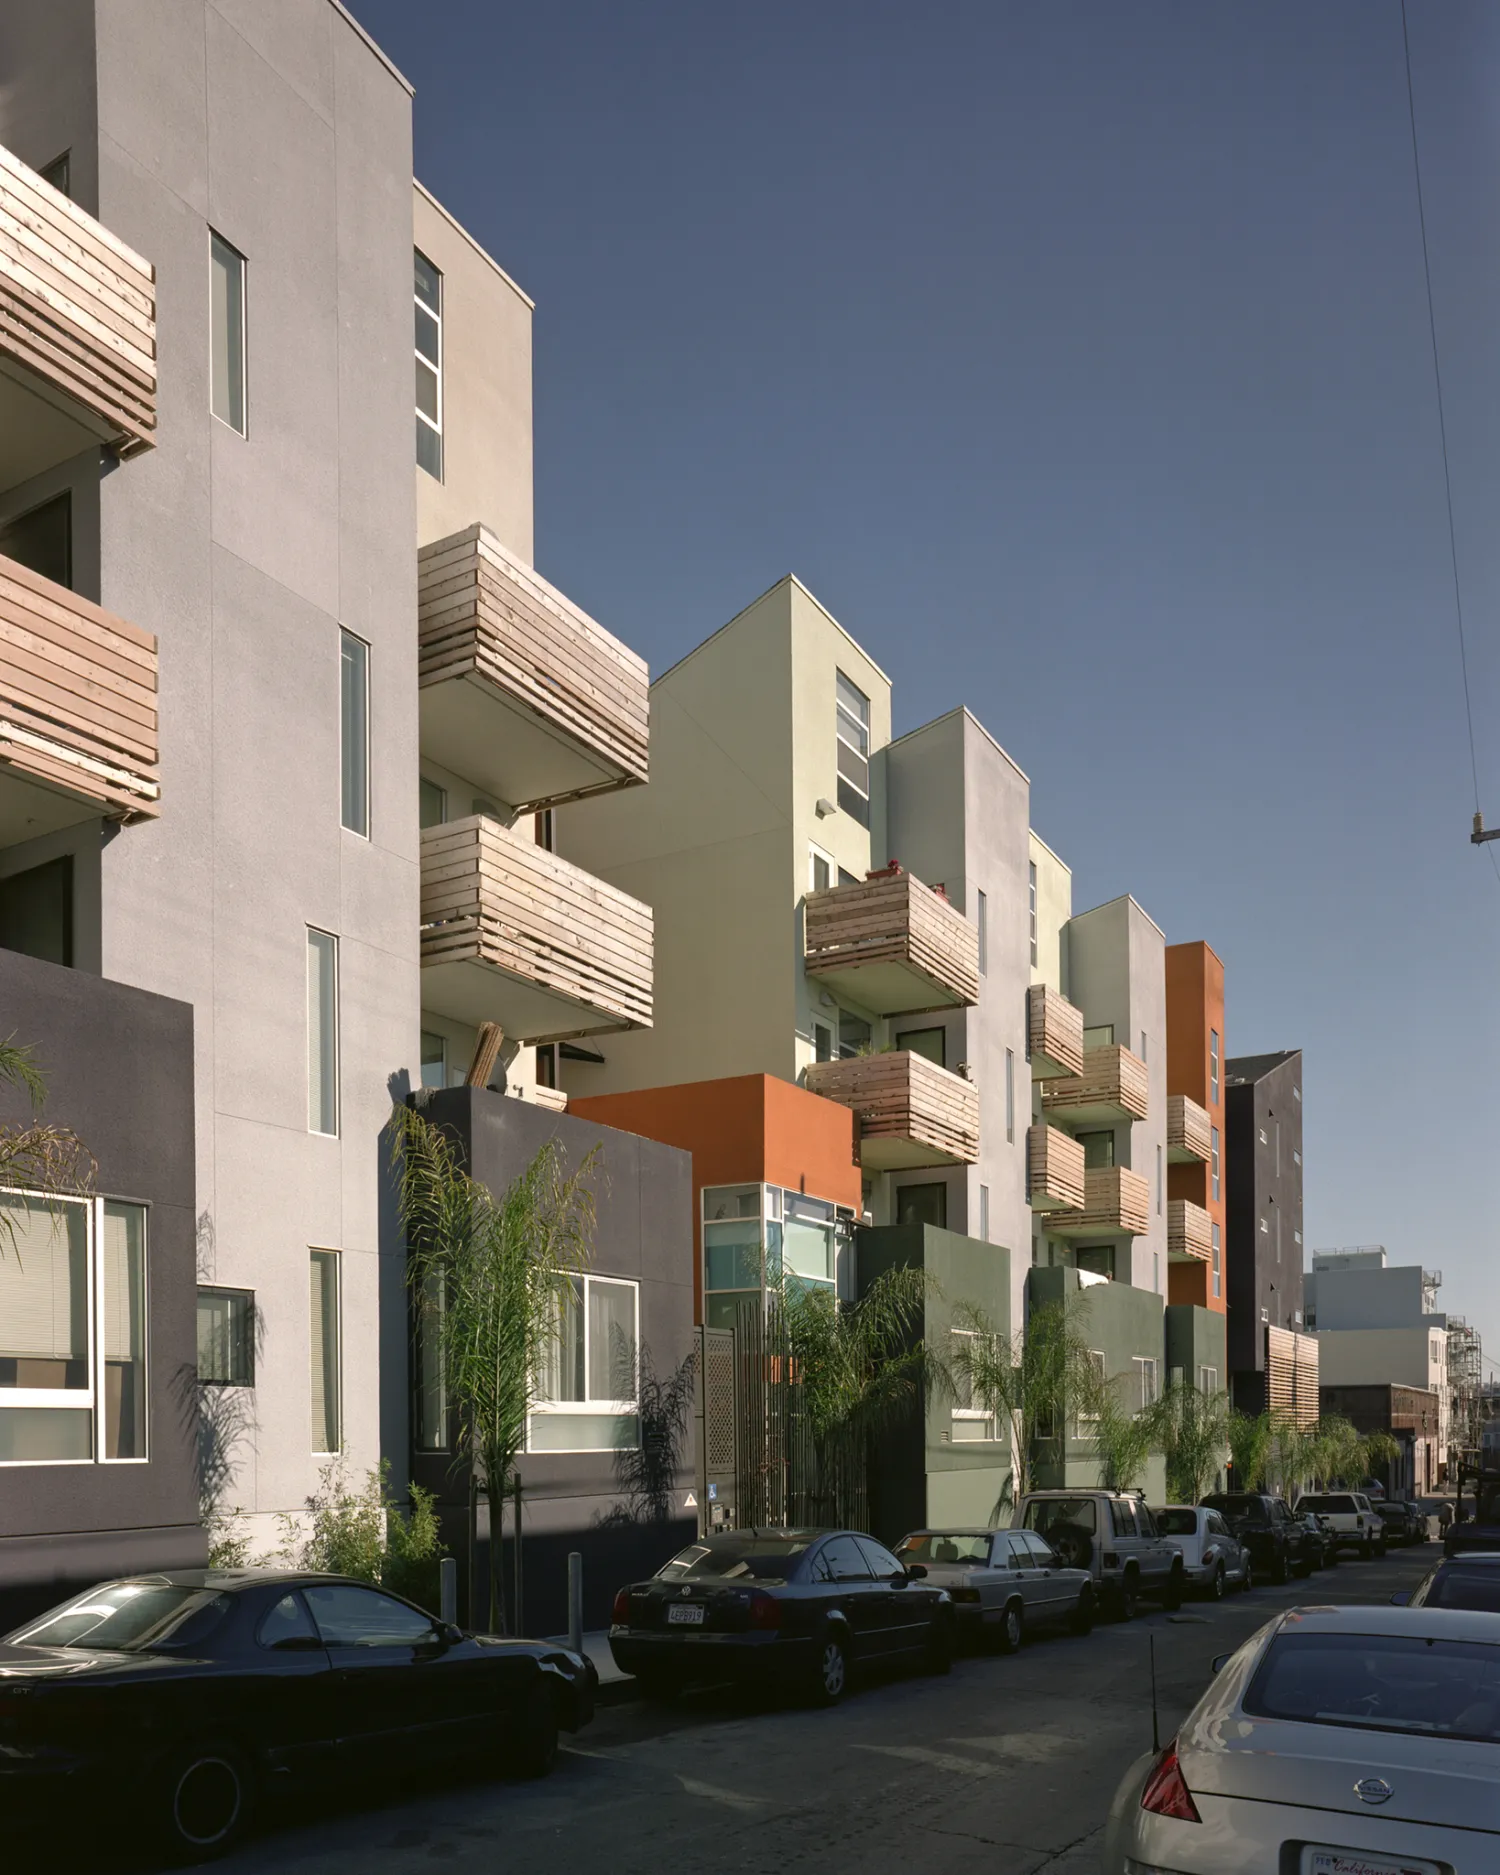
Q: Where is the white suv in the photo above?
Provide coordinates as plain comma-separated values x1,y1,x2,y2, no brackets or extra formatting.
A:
1293,1490,1386,1558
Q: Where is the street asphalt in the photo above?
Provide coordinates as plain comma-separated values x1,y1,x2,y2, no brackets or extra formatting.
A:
33,1541,1439,1875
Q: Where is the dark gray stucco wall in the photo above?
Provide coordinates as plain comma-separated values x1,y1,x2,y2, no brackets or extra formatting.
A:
407,1088,696,1634
0,947,201,1624
1225,1052,1303,1408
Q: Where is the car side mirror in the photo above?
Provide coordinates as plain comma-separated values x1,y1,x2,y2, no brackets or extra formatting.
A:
902,1564,926,1580
1390,1592,1410,1607
1211,1651,1232,1675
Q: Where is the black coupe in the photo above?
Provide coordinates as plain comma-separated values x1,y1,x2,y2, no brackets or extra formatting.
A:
609,1527,954,1705
0,1569,594,1863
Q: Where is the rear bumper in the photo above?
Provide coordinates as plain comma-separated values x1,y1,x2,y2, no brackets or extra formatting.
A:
609,1629,813,1685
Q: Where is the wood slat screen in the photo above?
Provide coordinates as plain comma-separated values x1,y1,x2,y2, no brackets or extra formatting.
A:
804,869,980,1009
1040,1044,1149,1122
1026,1123,1086,1211
418,525,648,792
420,815,652,1035
804,1051,980,1165
0,142,155,455
1167,1198,1212,1262
1266,1326,1319,1428
1167,1093,1211,1161
1051,1165,1150,1238
1026,983,1085,1079
0,551,158,819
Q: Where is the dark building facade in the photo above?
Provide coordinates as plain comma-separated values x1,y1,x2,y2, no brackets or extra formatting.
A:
408,1088,696,1636
1224,1049,1305,1414
0,948,201,1628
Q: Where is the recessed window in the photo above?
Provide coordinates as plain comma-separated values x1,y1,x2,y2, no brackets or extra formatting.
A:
38,151,70,197
197,1288,255,1387
414,249,443,479
809,845,834,892
1077,1129,1115,1170
309,1249,341,1454
1028,862,1038,967
1156,1142,1163,1215
1211,1125,1220,1201
210,232,246,434
0,855,73,967
0,491,72,587
307,928,339,1137
419,777,448,830
1005,1048,1015,1143
812,1019,833,1063
896,1182,946,1230
896,1026,945,1068
1211,1223,1221,1300
978,1184,989,1243
1084,1024,1115,1048
1140,1030,1148,1063
530,1275,639,1452
419,1030,448,1091
339,631,369,837
834,671,870,827
976,889,987,977
837,1009,871,1059
1209,1029,1220,1105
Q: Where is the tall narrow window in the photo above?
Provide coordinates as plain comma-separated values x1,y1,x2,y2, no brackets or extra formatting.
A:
419,777,448,830
1028,862,1038,966
339,631,369,836
309,1250,341,1453
307,929,339,1136
1210,1125,1220,1201
419,1031,447,1091
978,1184,990,1243
1209,1028,1220,1104
414,249,443,479
834,671,870,827
1156,1143,1163,1214
1005,1048,1015,1143
39,151,71,196
976,889,987,977
1212,1223,1222,1300
210,232,246,434
101,1202,147,1461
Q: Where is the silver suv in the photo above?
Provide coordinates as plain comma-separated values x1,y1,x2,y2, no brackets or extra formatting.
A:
1013,1489,1184,1620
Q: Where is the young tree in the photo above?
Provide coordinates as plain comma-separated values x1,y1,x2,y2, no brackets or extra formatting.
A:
1149,1381,1231,1503
1083,1370,1159,1492
0,1037,93,1251
1228,1409,1275,1491
390,1101,597,1633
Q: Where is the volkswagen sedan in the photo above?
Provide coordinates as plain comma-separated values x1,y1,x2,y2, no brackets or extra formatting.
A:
894,1527,1094,1650
0,1570,593,1863
1103,1604,1500,1873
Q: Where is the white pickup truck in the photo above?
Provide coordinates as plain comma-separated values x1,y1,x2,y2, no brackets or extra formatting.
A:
1292,1490,1386,1558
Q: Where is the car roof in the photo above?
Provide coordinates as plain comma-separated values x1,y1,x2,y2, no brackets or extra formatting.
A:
1434,1551,1500,1565
1274,1605,1500,1644
905,1528,996,1538
697,1528,837,1543
97,1569,370,1593
1159,1504,1203,1513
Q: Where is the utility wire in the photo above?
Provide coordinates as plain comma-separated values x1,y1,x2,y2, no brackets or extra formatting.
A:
1399,0,1499,883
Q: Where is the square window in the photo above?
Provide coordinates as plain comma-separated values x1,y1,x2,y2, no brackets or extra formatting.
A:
198,1287,254,1387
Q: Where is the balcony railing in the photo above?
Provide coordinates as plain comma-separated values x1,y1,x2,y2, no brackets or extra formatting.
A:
804,868,979,1015
1166,1093,1211,1163
1040,1044,1149,1127
0,143,155,477
0,551,158,833
420,815,652,1042
1049,1166,1150,1239
1026,983,1084,1080
1026,1124,1085,1213
418,525,648,814
804,1051,979,1170
1167,1198,1212,1263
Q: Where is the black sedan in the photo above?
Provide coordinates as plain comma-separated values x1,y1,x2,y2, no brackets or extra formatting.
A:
609,1528,954,1705
0,1569,594,1863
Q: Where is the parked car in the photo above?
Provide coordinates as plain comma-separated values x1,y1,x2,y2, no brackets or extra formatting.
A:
1398,1551,1500,1612
1374,1499,1421,1546
1291,1509,1340,1570
894,1527,1094,1649
609,1528,954,1706
1293,1490,1387,1558
1200,1492,1313,1583
1103,1604,1500,1872
0,1569,593,1863
1151,1507,1252,1600
1445,1465,1500,1557
1013,1490,1183,1620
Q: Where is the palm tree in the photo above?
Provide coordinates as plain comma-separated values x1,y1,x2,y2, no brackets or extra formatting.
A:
1228,1408,1275,1490
390,1100,597,1633
1148,1381,1231,1503
1083,1370,1159,1491
0,1036,94,1252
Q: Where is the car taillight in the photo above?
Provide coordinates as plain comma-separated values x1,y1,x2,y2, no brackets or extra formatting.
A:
748,1591,781,1630
950,1587,982,1604
611,1588,631,1624
1140,1740,1202,1823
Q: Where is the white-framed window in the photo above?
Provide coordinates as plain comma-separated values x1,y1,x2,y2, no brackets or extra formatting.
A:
834,671,870,827
529,1275,640,1452
1209,1028,1220,1104
1134,1356,1159,1410
949,1328,998,1442
210,230,246,434
1198,1364,1219,1394
339,629,369,837
976,888,987,977
310,1249,341,1454
307,928,339,1136
809,843,835,893
197,1287,254,1386
1005,1048,1015,1143
1028,861,1038,966
1210,1125,1220,1201
414,248,443,478
0,1191,148,1465
1260,1217,1269,1235
1211,1222,1222,1299
978,1183,989,1243
1076,1348,1107,1430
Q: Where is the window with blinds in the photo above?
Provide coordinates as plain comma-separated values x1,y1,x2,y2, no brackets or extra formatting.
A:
310,1249,340,1454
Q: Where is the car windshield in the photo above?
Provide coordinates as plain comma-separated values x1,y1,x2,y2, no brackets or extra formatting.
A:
1023,1499,1097,1537
1205,1495,1268,1524
898,1533,991,1565
1246,1632,1500,1742
1155,1509,1199,1537
657,1538,811,1584
1417,1568,1500,1612
1297,1496,1353,1515
6,1583,232,1653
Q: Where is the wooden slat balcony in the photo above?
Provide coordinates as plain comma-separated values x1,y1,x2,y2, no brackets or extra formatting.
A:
804,868,979,1015
803,1051,979,1171
1168,1198,1212,1264
1026,983,1084,1080
0,551,158,841
1049,1166,1151,1239
418,525,648,814
1027,1124,1086,1213
1040,1044,1149,1127
0,143,155,485
1167,1093,1211,1164
420,815,652,1043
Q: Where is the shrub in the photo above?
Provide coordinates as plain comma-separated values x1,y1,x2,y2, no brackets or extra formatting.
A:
280,1458,446,1612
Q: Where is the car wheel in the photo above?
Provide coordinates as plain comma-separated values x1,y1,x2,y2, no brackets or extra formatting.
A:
1162,1566,1184,1613
1209,1561,1226,1601
811,1630,848,1706
511,1680,560,1778
1069,1586,1095,1635
1240,1557,1254,1593
1113,1573,1139,1622
1297,1548,1315,1578
924,1611,954,1675
153,1738,253,1865
1360,1538,1373,1560
997,1599,1024,1654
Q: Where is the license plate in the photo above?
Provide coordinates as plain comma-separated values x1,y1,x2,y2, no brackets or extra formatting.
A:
667,1603,704,1625
1302,1849,1442,1875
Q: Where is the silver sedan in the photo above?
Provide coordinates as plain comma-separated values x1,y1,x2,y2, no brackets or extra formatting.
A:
894,1528,1094,1652
1103,1603,1500,1872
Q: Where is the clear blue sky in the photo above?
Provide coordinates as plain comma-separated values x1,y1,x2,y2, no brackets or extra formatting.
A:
352,0,1500,1348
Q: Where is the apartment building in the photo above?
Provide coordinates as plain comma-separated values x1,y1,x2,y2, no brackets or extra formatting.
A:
0,0,676,1624
1224,1049,1315,1417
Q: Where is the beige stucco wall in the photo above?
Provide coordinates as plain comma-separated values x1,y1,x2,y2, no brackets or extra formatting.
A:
413,183,533,560
1029,832,1072,995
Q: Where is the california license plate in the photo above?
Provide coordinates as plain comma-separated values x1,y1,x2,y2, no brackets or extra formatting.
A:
1302,1849,1441,1875
667,1603,704,1625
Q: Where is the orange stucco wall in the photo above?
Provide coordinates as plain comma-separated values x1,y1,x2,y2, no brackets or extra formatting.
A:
1165,941,1226,1315
568,1075,861,1318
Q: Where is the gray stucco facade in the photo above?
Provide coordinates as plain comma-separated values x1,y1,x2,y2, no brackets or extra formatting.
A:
1224,1049,1304,1411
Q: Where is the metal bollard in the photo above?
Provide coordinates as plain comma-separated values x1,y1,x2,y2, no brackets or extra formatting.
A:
439,1555,458,1627
567,1550,584,1657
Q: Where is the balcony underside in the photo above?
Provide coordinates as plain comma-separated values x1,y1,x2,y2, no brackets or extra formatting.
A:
1047,1166,1150,1238
418,955,638,1045
0,363,115,487
418,677,632,816
804,1051,979,1170
804,870,979,1016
